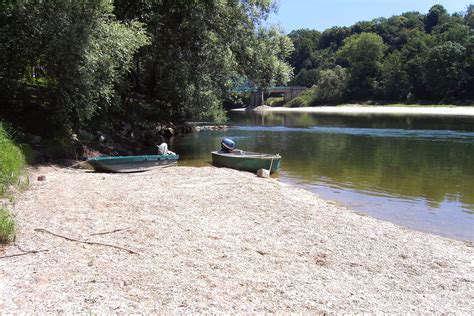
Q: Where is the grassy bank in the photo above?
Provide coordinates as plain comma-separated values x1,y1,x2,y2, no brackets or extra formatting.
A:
0,122,25,244
0,123,26,197
0,208,15,243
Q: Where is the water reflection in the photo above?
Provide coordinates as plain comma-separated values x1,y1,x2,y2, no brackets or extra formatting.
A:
174,111,474,241
232,111,474,131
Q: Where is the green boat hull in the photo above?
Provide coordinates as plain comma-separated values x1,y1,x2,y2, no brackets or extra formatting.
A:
87,155,179,173
211,151,281,174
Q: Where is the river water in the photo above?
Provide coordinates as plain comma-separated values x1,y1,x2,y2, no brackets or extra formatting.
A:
172,111,474,242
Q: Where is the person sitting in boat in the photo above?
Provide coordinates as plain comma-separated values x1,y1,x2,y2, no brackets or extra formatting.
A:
219,137,236,153
157,137,175,155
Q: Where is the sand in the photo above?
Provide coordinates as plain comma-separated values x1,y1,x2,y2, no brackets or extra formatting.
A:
0,166,473,313
233,105,474,117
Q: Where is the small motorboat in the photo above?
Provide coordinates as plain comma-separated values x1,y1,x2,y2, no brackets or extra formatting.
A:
211,150,281,174
211,138,281,174
87,154,179,173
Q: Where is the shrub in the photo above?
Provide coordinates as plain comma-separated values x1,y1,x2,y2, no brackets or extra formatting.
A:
285,88,317,107
313,66,348,104
0,123,26,197
265,96,285,107
0,208,15,244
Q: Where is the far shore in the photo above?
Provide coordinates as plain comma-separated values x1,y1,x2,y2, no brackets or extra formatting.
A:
231,105,474,117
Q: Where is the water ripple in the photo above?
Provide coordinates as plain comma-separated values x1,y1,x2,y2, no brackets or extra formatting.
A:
235,125,474,142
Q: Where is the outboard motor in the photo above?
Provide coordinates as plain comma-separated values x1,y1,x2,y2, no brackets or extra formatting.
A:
221,138,236,152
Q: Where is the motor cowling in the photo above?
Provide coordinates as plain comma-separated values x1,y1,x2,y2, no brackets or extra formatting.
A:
221,138,235,151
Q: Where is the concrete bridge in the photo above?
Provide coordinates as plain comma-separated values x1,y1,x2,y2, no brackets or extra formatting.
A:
233,86,307,107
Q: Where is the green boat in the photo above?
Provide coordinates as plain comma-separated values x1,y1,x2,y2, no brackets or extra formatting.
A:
87,155,179,173
211,150,281,174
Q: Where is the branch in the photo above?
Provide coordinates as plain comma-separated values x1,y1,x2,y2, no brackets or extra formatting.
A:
34,228,138,255
0,243,49,259
90,227,132,236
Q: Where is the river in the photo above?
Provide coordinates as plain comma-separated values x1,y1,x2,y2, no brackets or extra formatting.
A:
172,111,474,242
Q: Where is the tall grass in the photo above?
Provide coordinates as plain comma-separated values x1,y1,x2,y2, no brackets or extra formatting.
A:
0,122,26,197
0,208,15,244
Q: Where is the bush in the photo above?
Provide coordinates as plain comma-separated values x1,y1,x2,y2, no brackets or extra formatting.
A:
0,208,15,244
0,123,26,197
265,96,285,107
312,66,348,104
285,88,317,107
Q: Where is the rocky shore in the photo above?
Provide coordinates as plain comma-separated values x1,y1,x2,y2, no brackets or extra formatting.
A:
0,166,472,313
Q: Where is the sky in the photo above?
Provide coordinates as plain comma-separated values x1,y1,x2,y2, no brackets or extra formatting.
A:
269,0,473,32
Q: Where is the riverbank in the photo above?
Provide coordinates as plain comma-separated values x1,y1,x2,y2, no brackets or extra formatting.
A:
232,105,474,117
0,166,473,313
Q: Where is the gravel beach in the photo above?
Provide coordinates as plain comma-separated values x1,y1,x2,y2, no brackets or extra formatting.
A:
0,166,473,313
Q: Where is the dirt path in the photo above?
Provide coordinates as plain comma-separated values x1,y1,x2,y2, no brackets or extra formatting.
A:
0,166,472,313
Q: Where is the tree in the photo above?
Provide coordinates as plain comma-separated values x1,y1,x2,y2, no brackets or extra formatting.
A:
0,1,149,133
424,41,466,99
288,29,321,73
425,4,449,33
320,26,351,50
290,68,320,87
113,0,293,117
338,32,386,99
433,21,471,46
314,66,348,103
380,51,409,99
465,4,474,29
401,30,433,99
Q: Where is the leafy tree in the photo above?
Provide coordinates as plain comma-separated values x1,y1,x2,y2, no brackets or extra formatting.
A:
425,4,450,33
465,4,474,29
0,1,149,133
380,51,409,99
401,30,433,99
114,0,293,116
432,20,471,45
338,33,386,98
313,66,348,103
424,41,466,99
290,68,319,87
320,26,351,50
288,29,321,73
461,29,474,98
285,4,472,104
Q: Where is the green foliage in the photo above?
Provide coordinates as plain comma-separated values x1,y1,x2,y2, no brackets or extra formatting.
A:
313,66,348,104
114,0,292,120
425,4,450,33
265,96,285,107
0,208,15,244
290,68,320,87
285,88,317,107
247,26,294,90
465,5,474,28
0,0,149,135
424,41,466,100
338,33,386,98
287,4,473,105
381,51,409,99
0,123,25,197
288,29,321,73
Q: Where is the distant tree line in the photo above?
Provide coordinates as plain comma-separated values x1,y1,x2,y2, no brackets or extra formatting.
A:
0,0,293,149
288,4,474,105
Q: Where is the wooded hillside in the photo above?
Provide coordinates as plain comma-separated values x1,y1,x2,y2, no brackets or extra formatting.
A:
288,4,474,105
